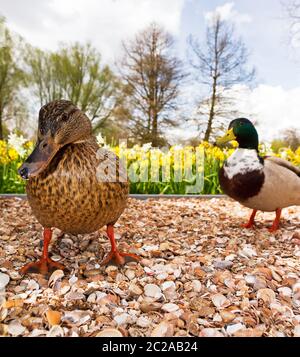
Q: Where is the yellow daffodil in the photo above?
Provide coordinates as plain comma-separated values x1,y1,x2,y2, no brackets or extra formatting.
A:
1,136,300,195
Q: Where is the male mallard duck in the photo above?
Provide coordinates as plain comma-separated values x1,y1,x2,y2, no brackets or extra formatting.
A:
217,118,300,232
18,100,139,275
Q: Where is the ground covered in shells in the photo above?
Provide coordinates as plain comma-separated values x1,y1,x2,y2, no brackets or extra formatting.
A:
0,197,300,337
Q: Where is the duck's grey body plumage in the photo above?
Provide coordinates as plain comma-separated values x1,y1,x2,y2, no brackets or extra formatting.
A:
244,157,300,211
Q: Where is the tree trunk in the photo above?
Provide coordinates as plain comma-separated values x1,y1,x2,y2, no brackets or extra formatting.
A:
0,112,3,140
151,112,158,146
204,18,220,143
204,78,217,142
147,108,151,134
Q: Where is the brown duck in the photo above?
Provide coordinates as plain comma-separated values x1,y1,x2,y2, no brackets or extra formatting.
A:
18,100,139,275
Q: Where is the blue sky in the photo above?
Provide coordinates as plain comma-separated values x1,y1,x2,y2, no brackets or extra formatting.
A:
0,0,299,140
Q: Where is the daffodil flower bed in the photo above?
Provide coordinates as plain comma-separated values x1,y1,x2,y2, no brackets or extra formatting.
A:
0,135,34,194
0,134,299,194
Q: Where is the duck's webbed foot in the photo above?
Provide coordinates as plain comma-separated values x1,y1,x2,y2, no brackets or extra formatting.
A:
20,257,65,276
241,221,255,229
101,225,140,266
20,227,66,276
101,250,140,266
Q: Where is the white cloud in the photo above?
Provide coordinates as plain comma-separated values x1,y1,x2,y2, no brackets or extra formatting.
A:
225,84,300,141
205,2,252,25
168,83,300,144
0,0,185,64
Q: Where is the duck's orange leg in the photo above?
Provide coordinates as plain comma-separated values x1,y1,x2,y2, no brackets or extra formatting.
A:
20,228,65,276
268,208,282,233
101,225,140,266
241,209,257,229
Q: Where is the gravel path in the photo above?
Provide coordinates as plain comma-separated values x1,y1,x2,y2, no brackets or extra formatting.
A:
0,197,300,337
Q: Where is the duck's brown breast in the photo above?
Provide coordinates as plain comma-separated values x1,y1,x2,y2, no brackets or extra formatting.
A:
26,141,129,234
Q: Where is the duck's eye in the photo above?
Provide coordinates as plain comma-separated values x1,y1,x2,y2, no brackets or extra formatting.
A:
41,142,48,149
61,113,68,121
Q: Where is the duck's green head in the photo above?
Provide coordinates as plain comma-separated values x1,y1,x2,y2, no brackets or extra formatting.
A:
217,118,259,150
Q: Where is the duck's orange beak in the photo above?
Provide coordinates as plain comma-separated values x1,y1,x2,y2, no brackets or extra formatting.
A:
18,136,61,180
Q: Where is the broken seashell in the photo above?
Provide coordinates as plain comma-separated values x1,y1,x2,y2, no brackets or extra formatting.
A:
136,316,151,328
257,289,276,305
144,284,162,300
0,273,10,290
151,321,174,337
211,293,230,309
129,283,143,297
47,325,64,337
213,260,233,270
253,277,267,291
48,270,64,288
46,310,61,326
162,303,179,313
292,282,300,294
7,320,26,337
125,269,136,280
198,306,215,318
68,275,78,285
157,272,168,280
64,291,85,301
220,310,236,323
239,246,257,259
0,306,8,322
199,328,224,337
278,287,292,298
294,325,300,337
63,310,91,325
27,279,39,290
245,275,256,286
114,313,132,325
51,255,62,262
226,323,246,335
161,281,176,299
233,328,264,337
140,301,162,313
191,280,202,293
3,299,24,309
96,328,123,337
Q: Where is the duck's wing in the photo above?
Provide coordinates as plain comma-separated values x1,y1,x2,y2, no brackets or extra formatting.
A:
265,156,300,177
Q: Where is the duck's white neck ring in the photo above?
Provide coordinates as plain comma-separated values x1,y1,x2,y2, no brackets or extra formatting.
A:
224,148,263,180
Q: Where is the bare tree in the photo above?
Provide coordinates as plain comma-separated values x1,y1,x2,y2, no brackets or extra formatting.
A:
286,0,300,20
285,0,300,49
272,127,300,152
188,15,255,142
283,127,300,150
119,23,186,146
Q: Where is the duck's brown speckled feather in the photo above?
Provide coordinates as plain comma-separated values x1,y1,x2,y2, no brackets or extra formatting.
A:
26,138,129,234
